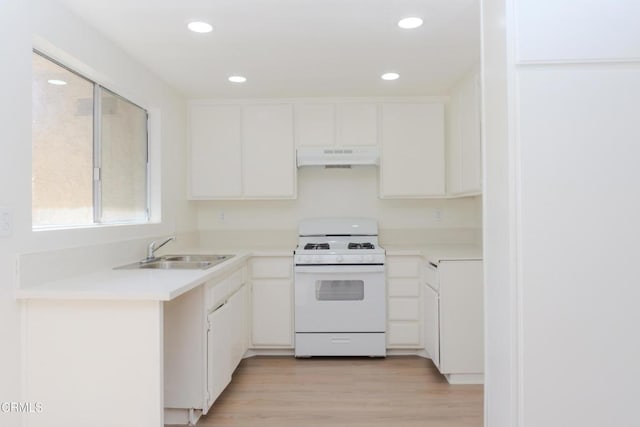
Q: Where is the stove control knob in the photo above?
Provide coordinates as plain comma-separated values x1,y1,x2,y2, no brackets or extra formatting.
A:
336,255,344,263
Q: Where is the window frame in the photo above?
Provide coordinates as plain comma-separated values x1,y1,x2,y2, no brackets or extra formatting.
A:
32,49,151,230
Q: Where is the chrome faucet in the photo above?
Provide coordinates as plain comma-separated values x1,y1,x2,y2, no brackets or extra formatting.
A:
146,236,175,261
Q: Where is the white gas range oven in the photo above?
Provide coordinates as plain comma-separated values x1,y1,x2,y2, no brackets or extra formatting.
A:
293,218,386,357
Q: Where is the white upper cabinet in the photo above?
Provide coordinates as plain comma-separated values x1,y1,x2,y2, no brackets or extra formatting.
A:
242,104,296,198
188,103,296,199
515,0,640,62
189,99,458,199
189,105,243,198
295,104,336,147
295,102,378,147
448,68,482,195
337,103,378,146
380,103,445,198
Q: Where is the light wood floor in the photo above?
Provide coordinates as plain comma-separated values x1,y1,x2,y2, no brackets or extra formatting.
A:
195,356,483,427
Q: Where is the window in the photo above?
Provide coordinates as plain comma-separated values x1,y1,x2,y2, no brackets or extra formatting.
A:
32,51,149,228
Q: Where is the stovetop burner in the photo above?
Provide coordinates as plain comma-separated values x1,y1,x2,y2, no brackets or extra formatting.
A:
304,243,330,250
295,219,385,265
348,242,375,250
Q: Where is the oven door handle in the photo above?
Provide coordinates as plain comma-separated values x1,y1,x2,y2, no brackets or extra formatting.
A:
294,265,385,274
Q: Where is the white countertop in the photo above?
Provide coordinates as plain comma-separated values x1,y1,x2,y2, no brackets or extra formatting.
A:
384,244,483,264
15,252,253,302
15,244,479,302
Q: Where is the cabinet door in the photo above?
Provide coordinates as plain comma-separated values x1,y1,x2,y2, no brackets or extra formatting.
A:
295,104,335,147
206,304,232,410
189,104,242,198
337,103,378,146
459,71,482,193
447,90,464,194
448,70,482,195
251,279,293,347
439,260,483,374
380,103,445,197
242,104,296,198
240,283,250,354
227,285,248,371
423,283,440,368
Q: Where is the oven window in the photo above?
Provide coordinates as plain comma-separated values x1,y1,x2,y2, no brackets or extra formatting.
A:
315,280,364,301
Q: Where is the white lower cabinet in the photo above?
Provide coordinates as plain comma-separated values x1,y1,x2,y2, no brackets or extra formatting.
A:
422,281,440,368
229,284,250,366
164,265,248,425
205,283,248,409
250,256,294,347
206,302,232,408
423,260,483,384
386,256,423,348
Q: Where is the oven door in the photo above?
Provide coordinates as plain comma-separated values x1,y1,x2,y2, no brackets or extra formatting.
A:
294,265,386,333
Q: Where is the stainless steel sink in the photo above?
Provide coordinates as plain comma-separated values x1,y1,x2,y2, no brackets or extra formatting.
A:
115,254,234,270
138,260,215,269
161,254,232,263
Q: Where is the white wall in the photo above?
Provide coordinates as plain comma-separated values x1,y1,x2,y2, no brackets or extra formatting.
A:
0,1,31,425
197,167,482,247
483,1,640,426
0,0,196,420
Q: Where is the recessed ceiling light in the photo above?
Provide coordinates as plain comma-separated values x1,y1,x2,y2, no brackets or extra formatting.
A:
381,73,400,81
187,21,213,33
47,79,67,86
228,76,247,83
398,17,423,29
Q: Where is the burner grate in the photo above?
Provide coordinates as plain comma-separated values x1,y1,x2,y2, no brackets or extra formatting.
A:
304,243,330,250
348,242,375,250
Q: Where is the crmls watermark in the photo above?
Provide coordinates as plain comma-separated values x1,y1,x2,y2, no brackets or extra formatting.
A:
0,402,44,414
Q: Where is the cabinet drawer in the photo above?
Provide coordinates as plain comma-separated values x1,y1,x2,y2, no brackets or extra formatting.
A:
387,259,420,278
388,278,420,297
387,321,421,347
207,269,243,310
295,333,386,357
388,298,420,320
251,258,292,279
423,262,439,291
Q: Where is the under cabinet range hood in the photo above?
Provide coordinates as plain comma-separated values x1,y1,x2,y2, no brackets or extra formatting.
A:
296,146,379,167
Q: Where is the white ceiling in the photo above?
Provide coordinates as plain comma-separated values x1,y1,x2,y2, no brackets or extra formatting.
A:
58,0,480,99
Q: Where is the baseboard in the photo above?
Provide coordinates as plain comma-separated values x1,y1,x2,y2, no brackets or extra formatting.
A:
444,373,484,385
385,348,428,357
245,348,430,358
244,348,295,358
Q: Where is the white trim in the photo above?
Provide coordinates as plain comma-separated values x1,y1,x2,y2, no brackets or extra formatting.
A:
507,0,522,425
445,373,484,385
31,49,155,230
243,348,295,358
32,35,149,110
